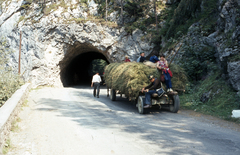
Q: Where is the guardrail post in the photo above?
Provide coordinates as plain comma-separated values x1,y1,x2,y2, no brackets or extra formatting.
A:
18,31,22,75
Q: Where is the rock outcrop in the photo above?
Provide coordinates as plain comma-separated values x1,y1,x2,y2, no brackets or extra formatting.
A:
164,0,240,94
0,0,153,87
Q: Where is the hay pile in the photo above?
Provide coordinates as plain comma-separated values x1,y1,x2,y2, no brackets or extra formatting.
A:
104,62,159,99
169,63,188,91
104,62,187,99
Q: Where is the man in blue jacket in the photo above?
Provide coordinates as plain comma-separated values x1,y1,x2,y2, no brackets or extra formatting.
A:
149,51,159,63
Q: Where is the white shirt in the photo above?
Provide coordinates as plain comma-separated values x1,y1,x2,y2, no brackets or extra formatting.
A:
92,74,102,83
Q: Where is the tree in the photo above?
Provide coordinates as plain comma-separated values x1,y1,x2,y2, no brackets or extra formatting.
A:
120,0,124,25
124,0,149,22
106,0,108,21
154,0,157,30
89,59,108,75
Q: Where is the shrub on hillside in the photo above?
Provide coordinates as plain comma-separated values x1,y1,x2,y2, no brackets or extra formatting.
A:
180,44,216,81
180,71,240,121
0,38,23,107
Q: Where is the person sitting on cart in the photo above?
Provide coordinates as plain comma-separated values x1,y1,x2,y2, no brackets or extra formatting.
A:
149,51,160,63
141,75,161,108
157,54,173,92
124,55,131,62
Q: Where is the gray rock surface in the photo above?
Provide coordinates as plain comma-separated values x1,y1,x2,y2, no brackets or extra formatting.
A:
200,90,212,103
0,0,153,88
228,61,240,91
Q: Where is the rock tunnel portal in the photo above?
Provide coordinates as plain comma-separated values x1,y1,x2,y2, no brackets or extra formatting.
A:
60,51,109,87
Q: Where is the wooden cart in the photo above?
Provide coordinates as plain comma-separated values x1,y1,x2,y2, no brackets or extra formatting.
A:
107,88,180,114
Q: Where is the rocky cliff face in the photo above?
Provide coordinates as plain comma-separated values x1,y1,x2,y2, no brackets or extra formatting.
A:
0,0,153,87
165,0,240,95
0,0,239,94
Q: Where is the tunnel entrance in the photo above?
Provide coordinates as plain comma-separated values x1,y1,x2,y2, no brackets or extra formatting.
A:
60,51,109,87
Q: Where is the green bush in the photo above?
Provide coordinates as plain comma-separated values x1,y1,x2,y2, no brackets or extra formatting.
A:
180,71,240,122
88,59,108,75
0,38,23,108
180,45,216,81
160,0,218,40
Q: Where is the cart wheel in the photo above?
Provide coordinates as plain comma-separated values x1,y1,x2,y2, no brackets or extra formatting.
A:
169,95,180,113
137,96,144,114
110,89,116,101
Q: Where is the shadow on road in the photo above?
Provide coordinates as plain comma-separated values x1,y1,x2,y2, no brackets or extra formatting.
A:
34,86,240,155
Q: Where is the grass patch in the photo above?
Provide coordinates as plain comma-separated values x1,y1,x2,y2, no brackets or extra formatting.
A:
2,139,11,154
180,71,240,123
43,3,58,15
228,53,240,62
18,16,25,23
22,99,29,107
11,117,21,132
69,16,118,27
224,28,238,47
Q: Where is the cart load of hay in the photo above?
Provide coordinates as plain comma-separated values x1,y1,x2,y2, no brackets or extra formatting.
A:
104,62,188,100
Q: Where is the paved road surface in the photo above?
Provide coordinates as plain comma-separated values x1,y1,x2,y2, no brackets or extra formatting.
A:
7,86,240,155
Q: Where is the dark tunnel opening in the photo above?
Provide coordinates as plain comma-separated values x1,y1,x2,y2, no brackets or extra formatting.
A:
61,52,109,87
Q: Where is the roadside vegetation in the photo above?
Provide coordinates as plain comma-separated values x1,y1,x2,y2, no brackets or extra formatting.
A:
0,38,23,108
2,116,21,154
180,71,240,123
2,138,11,154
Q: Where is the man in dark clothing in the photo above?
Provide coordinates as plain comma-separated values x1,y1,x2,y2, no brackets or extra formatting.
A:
141,75,162,108
91,72,102,98
139,52,146,62
137,52,146,62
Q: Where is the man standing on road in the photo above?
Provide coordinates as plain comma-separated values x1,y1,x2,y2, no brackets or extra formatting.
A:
91,72,102,98
141,75,161,108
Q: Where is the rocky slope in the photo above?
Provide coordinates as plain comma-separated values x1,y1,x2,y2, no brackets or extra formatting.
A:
164,0,240,96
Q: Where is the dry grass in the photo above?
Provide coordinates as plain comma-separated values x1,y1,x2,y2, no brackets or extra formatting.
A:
69,16,118,28
169,63,188,91
11,117,21,132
